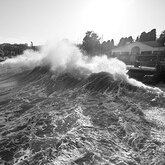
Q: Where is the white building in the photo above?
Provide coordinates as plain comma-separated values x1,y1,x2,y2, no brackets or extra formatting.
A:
111,41,165,55
111,41,165,66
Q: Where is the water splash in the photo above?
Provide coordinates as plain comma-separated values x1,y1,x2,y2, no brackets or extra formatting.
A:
1,39,163,94
1,49,44,68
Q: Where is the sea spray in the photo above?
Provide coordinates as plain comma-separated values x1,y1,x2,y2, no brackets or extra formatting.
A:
1,39,163,94
41,40,82,71
78,56,128,81
78,55,163,94
1,49,44,68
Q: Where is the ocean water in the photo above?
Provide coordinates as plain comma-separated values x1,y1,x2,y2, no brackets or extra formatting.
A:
0,41,165,165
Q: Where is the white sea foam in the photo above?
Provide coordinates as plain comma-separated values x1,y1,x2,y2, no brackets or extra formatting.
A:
1,39,163,94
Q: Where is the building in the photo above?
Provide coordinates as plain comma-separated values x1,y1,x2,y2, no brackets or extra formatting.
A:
111,41,165,66
112,41,165,55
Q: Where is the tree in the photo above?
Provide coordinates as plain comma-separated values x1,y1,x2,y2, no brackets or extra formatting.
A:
118,36,133,47
101,41,108,53
100,39,115,54
157,30,165,46
136,36,139,41
82,31,101,56
139,29,156,42
111,39,114,48
149,29,156,41
127,36,133,43
139,32,147,42
118,37,125,47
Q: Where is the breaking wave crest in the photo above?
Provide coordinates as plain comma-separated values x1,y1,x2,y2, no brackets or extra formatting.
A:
15,66,137,95
1,40,165,165
1,40,163,94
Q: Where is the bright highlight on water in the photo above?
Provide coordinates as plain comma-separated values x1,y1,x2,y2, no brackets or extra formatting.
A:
0,40,165,165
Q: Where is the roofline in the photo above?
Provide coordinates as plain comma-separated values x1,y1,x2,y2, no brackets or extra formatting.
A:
141,41,156,48
111,41,165,51
142,42,165,48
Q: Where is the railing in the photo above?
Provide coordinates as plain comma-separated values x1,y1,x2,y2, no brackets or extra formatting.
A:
113,53,165,67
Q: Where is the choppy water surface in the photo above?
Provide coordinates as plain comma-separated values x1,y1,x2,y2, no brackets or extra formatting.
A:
0,64,165,165
0,41,165,165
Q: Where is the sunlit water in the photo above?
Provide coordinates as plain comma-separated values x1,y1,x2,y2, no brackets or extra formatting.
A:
0,41,165,165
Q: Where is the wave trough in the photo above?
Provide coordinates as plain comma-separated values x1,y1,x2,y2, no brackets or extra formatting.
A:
0,40,165,165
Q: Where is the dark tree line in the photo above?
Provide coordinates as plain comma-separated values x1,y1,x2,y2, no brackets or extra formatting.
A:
81,31,134,55
101,39,114,54
0,43,29,57
80,31,115,56
137,28,165,46
80,28,165,57
118,36,133,47
0,43,40,57
138,29,156,42
157,30,165,46
81,31,101,56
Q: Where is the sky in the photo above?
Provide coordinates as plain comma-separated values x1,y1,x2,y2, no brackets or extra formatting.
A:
0,0,165,45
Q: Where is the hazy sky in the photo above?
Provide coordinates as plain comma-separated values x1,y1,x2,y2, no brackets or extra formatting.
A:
0,0,165,45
